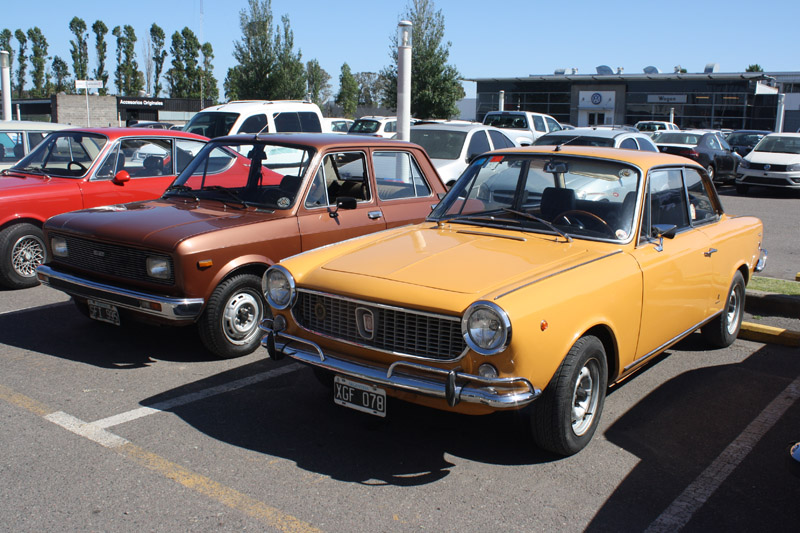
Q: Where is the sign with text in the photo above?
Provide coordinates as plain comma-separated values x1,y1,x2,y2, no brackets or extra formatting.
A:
75,79,103,90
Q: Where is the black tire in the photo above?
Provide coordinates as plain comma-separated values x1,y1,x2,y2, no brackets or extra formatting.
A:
706,164,715,181
531,335,608,456
735,184,749,195
198,273,268,359
0,223,47,289
702,271,745,348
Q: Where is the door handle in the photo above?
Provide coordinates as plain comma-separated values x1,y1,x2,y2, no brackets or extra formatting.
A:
704,248,718,257
368,210,383,220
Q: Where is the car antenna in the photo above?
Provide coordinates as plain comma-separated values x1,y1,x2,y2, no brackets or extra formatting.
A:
554,136,580,151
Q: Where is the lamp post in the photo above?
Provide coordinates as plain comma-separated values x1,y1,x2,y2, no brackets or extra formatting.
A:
396,20,412,141
1,51,11,122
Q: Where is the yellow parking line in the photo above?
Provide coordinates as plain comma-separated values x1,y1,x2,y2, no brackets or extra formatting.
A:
0,383,52,416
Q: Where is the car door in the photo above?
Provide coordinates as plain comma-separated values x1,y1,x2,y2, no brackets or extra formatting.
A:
370,149,437,228
297,151,387,251
706,134,732,176
629,167,714,360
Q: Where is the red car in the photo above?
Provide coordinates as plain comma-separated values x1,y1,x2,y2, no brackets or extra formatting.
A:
0,128,208,288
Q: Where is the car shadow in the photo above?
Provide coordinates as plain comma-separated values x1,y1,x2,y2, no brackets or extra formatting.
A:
0,300,217,367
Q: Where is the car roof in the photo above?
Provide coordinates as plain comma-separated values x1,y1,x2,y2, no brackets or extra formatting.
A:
0,120,73,131
214,132,421,150
538,127,644,139
763,132,800,138
52,127,209,141
486,144,702,168
410,122,497,132
199,100,318,113
728,129,771,134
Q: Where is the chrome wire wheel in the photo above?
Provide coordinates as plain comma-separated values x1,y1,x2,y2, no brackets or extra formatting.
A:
221,289,263,346
11,234,45,278
571,358,601,437
725,280,744,336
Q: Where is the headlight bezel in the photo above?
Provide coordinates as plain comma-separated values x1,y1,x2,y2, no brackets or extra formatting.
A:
461,300,512,356
263,264,296,310
145,256,171,280
51,236,68,257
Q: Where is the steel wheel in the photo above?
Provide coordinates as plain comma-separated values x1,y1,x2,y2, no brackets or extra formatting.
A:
725,277,744,337
701,271,745,348
221,289,262,345
571,359,601,436
12,233,45,278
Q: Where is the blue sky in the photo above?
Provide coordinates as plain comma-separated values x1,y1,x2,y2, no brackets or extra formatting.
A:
4,0,798,100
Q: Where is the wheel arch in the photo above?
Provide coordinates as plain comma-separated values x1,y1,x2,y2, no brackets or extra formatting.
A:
0,216,45,233
582,324,619,382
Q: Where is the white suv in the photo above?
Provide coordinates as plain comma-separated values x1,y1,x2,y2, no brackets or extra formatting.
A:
184,100,324,138
482,111,562,145
635,121,679,137
347,116,397,138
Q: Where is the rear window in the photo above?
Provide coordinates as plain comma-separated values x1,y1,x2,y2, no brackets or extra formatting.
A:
534,135,613,147
184,112,240,138
409,129,467,159
273,111,322,133
350,120,381,134
655,132,701,145
483,114,528,129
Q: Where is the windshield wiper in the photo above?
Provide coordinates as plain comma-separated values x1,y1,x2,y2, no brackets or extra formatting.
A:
14,167,54,180
164,184,199,201
435,213,522,227
501,207,572,242
201,185,250,209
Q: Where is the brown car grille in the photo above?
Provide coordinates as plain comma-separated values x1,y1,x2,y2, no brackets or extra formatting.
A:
293,290,466,361
51,233,174,285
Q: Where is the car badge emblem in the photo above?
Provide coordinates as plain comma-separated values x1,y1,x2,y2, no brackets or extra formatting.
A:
763,164,771,171
313,302,326,322
277,196,291,208
355,307,375,340
92,250,105,257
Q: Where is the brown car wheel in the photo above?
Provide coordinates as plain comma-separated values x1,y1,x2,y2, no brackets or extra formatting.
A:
198,273,268,359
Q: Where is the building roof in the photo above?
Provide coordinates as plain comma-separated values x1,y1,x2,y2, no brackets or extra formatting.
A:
467,71,799,84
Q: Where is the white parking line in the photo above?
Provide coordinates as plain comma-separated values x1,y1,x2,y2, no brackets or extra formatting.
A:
45,411,129,448
646,374,800,533
93,362,302,429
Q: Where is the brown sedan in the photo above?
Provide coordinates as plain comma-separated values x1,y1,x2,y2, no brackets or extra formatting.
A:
37,134,447,358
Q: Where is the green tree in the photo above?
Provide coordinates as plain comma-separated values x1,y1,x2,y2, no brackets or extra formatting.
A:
112,26,123,93
165,28,205,98
225,0,275,100
122,25,142,95
51,56,70,93
27,27,49,97
68,17,89,84
380,0,464,118
271,15,305,99
150,23,167,97
746,64,764,72
354,72,380,106
335,63,359,118
200,42,219,102
306,59,331,108
14,29,27,98
92,20,109,95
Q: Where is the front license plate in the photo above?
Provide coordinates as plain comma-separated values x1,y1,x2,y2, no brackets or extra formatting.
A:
334,375,386,417
87,299,120,326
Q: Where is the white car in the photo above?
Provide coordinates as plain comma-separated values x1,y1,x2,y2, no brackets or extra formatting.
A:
324,118,353,134
482,111,562,145
635,121,679,137
183,100,324,138
533,126,659,152
0,120,72,170
735,132,800,194
409,122,518,187
347,116,397,138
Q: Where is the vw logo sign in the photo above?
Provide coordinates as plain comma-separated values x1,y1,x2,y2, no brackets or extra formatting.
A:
591,92,602,105
764,164,771,171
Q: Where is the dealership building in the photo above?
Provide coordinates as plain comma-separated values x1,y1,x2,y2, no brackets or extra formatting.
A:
471,67,800,132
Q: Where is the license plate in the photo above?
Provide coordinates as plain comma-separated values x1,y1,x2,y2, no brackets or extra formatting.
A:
87,299,120,326
334,375,386,417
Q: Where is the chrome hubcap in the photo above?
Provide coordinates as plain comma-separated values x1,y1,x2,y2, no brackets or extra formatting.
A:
725,285,742,335
222,291,262,345
572,359,600,436
12,235,45,278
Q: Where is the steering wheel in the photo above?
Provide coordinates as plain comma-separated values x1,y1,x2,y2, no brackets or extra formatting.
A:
68,161,87,172
553,209,616,238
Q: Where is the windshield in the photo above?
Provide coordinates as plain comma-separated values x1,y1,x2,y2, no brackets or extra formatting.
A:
483,114,528,129
534,135,614,147
12,132,107,177
410,129,467,159
350,120,380,134
752,136,800,155
184,111,240,138
654,132,701,145
429,154,640,242
165,141,314,210
636,122,665,132
726,132,765,146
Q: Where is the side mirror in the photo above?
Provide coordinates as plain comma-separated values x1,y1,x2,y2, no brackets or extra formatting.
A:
328,196,357,218
113,170,130,185
651,223,677,252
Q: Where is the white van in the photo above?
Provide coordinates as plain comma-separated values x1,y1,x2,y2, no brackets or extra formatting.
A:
482,111,562,145
183,100,324,138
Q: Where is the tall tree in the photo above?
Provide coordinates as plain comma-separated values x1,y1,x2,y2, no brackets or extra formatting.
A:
354,72,380,106
271,15,305,99
14,29,27,98
51,56,70,93
380,0,464,118
112,25,123,94
68,17,89,84
200,42,219,102
335,63,359,118
165,31,186,97
27,27,49,97
306,59,331,109
225,0,275,101
141,32,153,95
165,28,205,98
92,20,109,95
746,64,764,72
122,25,142,95
150,23,167,97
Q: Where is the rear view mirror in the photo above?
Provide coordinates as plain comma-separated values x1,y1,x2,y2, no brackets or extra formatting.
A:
545,161,569,173
113,170,130,184
328,196,357,218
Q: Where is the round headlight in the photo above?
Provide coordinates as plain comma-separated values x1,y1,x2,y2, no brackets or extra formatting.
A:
263,265,295,310
461,301,511,356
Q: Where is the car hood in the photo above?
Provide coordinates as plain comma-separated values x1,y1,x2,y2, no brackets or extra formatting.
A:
45,198,287,250
319,224,602,296
745,151,800,165
0,172,79,195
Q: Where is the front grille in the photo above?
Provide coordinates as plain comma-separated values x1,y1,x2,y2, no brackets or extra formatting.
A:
748,163,788,171
741,176,791,186
51,233,174,285
293,290,466,361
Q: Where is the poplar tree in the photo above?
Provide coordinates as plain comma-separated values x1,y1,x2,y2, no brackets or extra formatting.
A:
306,59,331,109
335,63,358,118
68,17,89,84
92,20,109,95
150,23,167,97
27,27,49,97
14,29,27,97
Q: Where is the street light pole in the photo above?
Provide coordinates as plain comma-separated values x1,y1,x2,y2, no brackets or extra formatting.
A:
1,51,11,121
396,20,412,141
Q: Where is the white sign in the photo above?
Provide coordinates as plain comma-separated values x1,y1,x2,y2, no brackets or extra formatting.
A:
75,79,103,90
578,91,616,109
647,95,688,103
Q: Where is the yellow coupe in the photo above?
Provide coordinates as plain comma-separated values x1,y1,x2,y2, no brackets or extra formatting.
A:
259,145,766,455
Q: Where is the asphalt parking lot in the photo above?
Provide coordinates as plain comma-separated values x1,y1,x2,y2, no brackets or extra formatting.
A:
1,186,798,532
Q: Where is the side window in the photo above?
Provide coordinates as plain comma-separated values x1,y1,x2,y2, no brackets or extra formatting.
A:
0,131,23,162
707,135,721,150
95,144,121,179
175,139,206,174
648,169,689,231
636,137,659,152
28,132,48,150
238,114,268,134
273,112,302,132
719,136,732,151
373,151,431,200
466,131,491,160
298,112,322,132
120,138,173,178
533,115,546,132
384,121,396,133
322,152,371,203
488,130,514,149
545,117,562,132
684,168,717,225
619,138,638,150
304,164,329,208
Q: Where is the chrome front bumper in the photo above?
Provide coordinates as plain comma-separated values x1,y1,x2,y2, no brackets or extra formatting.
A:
36,265,205,321
755,248,768,273
259,319,540,409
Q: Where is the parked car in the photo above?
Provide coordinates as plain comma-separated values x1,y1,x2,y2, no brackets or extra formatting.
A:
654,130,739,182
128,121,175,129
324,118,353,134
183,100,324,138
635,121,679,137
482,111,562,145
735,132,800,194
37,134,448,359
259,145,765,456
0,128,208,289
348,116,397,138
533,126,658,151
0,120,72,171
725,129,771,156
409,122,517,187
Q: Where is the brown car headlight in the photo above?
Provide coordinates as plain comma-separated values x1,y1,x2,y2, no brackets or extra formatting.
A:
146,256,171,279
462,301,511,356
263,265,295,310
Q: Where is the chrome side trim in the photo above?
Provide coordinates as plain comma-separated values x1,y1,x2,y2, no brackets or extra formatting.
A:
36,265,204,320
259,327,540,409
622,312,720,372
494,249,624,301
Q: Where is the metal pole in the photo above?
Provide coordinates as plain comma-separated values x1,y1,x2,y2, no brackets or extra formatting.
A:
1,51,11,121
396,21,412,141
499,90,505,111
86,89,91,127
775,93,785,132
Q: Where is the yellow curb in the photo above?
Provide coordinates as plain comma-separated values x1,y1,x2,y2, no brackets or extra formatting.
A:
796,272,800,282
739,322,800,347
